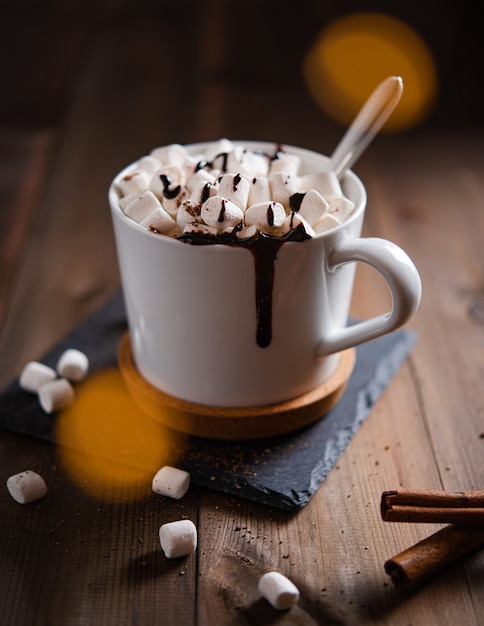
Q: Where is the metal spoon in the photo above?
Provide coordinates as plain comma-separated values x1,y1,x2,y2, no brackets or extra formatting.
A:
328,75,404,179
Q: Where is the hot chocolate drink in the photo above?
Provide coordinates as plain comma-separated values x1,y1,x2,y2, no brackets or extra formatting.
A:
115,138,356,241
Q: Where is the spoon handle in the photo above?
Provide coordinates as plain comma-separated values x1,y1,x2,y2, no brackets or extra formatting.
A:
329,76,404,178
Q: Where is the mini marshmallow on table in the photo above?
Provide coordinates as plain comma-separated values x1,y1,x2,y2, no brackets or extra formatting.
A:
19,361,57,392
6,470,47,504
38,378,75,414
56,348,89,382
152,466,190,499
258,571,300,610
159,519,197,558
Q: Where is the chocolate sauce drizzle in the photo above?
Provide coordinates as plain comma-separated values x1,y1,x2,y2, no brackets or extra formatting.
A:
218,199,227,223
289,192,306,212
195,145,287,177
233,173,242,191
200,182,212,203
267,203,275,227
195,152,230,173
177,223,311,348
159,174,181,199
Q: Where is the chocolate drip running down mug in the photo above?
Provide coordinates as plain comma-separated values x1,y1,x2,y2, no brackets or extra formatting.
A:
109,141,421,408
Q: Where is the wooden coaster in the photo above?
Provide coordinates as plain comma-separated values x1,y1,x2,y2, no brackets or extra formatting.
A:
117,332,356,440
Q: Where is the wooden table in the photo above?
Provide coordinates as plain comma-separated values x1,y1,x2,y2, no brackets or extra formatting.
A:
1,3,483,624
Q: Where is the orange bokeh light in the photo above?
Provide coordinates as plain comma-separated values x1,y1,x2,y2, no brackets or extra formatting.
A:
55,368,186,501
303,12,438,131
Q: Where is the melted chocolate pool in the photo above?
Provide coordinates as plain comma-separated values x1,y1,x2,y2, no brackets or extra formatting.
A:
176,224,311,347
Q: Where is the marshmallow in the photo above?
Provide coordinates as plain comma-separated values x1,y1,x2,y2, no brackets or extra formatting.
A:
294,189,329,227
183,222,218,237
140,207,177,234
124,190,163,223
313,212,341,233
119,192,139,211
152,466,190,499
180,154,208,182
236,224,258,240
159,519,197,558
201,196,244,230
275,212,315,238
245,201,286,233
19,361,56,393
189,181,218,204
230,147,269,178
7,470,47,504
192,142,231,173
217,173,250,210
38,378,75,414
299,170,343,199
186,168,217,193
269,154,300,176
248,176,271,206
118,169,152,196
150,143,189,168
150,166,186,196
209,151,231,173
56,349,89,382
203,138,234,163
327,196,355,222
149,166,187,217
136,155,162,175
258,571,300,610
177,199,202,232
269,172,298,211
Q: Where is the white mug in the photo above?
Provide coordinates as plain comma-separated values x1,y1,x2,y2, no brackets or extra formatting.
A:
109,141,421,408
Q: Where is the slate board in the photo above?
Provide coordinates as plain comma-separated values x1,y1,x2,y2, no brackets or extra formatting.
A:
0,292,416,510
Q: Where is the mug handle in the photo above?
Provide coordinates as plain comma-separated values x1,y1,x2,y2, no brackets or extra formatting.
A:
316,237,422,358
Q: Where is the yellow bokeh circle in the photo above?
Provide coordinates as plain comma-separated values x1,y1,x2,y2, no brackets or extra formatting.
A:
55,368,186,501
303,12,438,131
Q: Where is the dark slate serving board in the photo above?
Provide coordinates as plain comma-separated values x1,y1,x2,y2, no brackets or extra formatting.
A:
0,292,415,510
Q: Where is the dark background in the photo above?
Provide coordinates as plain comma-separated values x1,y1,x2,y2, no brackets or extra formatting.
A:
1,0,482,137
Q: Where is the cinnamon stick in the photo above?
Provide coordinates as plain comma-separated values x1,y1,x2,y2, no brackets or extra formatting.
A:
384,524,484,588
381,489,484,526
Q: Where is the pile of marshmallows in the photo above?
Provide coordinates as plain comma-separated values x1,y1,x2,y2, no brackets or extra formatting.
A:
116,138,355,239
6,463,299,612
19,348,89,414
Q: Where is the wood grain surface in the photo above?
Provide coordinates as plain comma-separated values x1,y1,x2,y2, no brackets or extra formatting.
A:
1,2,483,625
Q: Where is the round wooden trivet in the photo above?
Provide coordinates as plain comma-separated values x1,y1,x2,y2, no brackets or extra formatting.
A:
117,332,356,440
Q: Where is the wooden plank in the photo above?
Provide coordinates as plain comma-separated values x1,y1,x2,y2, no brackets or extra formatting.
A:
0,431,199,624
364,132,484,490
195,359,482,624
0,129,55,330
